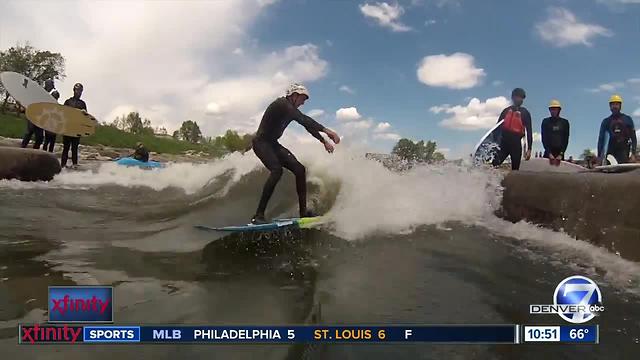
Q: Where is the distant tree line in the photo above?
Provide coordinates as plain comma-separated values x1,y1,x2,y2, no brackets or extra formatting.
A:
391,138,445,163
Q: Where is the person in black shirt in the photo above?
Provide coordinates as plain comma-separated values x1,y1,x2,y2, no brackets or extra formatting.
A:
131,142,149,162
492,88,533,170
541,99,570,165
61,83,87,168
251,83,340,224
19,80,54,149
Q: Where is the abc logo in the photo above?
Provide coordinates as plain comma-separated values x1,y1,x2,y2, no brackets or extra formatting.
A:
554,276,603,324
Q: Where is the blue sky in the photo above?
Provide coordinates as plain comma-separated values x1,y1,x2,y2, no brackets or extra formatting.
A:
2,0,639,158
251,0,640,157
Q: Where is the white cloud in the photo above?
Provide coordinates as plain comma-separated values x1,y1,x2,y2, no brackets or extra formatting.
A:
307,109,325,118
588,81,625,93
374,122,392,132
336,107,362,121
0,1,328,137
232,48,244,56
344,119,374,130
339,85,356,94
431,96,511,131
533,132,542,143
425,19,437,26
257,0,280,6
535,7,613,47
628,78,640,85
359,2,412,32
417,53,486,89
373,132,402,141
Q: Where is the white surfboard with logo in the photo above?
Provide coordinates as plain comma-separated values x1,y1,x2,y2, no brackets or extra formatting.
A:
0,71,56,107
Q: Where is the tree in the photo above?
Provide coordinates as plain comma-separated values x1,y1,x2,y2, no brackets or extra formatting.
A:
0,43,65,111
214,130,253,153
111,112,154,135
581,149,595,160
178,120,202,143
172,130,180,140
155,126,168,135
391,138,445,163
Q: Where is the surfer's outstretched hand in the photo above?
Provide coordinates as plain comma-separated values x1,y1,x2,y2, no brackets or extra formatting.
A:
324,141,335,153
324,128,340,144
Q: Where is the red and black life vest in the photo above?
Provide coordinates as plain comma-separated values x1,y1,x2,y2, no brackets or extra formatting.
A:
502,109,525,135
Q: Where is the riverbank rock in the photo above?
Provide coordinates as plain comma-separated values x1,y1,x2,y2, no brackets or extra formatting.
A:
499,170,640,262
0,146,61,181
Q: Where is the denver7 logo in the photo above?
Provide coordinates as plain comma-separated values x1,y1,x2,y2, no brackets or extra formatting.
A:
554,276,603,324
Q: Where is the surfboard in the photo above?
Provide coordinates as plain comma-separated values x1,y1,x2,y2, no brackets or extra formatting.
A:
195,216,323,232
592,163,640,173
472,120,503,166
0,72,56,107
25,102,97,137
520,158,586,173
115,157,164,169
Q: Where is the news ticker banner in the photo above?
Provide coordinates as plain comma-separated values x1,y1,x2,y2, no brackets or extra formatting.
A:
18,324,599,344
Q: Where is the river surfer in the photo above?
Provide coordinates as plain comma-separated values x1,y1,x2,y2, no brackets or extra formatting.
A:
251,83,340,224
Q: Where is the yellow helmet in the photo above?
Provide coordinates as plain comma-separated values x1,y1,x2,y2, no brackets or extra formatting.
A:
548,99,562,108
609,94,623,104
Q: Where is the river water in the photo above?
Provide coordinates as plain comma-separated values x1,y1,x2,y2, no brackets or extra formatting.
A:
1,147,639,359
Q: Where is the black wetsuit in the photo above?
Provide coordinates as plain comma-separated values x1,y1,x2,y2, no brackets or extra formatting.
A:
61,97,87,167
492,105,533,170
132,148,149,162
21,120,44,149
43,90,60,153
253,97,325,217
541,116,570,159
597,113,637,164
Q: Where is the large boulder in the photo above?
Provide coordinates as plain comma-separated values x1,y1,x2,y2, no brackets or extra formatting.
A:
0,146,61,181
499,170,640,262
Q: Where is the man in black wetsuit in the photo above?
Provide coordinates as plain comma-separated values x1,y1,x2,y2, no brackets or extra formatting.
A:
61,83,87,168
541,99,570,165
20,79,55,149
492,88,533,170
251,83,340,224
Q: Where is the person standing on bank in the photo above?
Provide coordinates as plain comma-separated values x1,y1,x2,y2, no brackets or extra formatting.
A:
492,88,533,170
61,83,87,169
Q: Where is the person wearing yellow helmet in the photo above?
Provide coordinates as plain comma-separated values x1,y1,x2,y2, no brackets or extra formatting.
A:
597,94,637,164
250,83,340,224
541,99,570,165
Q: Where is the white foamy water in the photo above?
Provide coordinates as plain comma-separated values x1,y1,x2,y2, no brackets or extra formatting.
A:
3,142,639,295
0,152,261,195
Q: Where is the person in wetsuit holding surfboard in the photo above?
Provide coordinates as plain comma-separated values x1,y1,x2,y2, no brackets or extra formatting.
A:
251,83,340,224
541,99,570,165
61,83,87,168
597,95,637,164
492,88,533,170
19,79,55,149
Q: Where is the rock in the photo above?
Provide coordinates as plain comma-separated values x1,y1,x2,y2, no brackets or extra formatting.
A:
0,146,61,181
499,170,640,262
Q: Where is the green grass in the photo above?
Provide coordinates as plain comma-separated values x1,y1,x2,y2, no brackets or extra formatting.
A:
0,112,225,156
